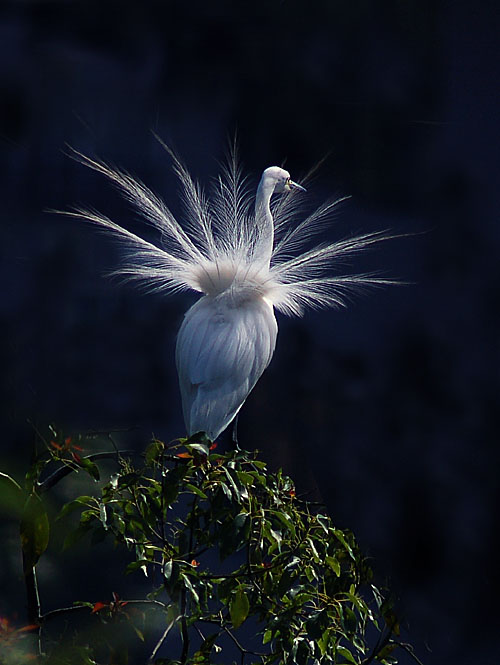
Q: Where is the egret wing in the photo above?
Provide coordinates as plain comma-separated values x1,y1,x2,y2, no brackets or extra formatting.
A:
176,296,277,439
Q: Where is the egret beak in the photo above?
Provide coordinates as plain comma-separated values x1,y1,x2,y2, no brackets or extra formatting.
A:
289,180,307,193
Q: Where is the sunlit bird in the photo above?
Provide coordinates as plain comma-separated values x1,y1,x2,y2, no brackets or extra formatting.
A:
64,141,394,441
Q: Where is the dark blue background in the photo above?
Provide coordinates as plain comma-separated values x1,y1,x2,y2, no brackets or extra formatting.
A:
1,1,499,663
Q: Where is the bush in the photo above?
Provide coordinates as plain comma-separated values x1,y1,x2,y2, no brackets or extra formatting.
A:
0,427,417,665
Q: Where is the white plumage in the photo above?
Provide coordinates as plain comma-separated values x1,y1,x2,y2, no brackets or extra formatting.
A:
176,294,277,439
64,141,394,440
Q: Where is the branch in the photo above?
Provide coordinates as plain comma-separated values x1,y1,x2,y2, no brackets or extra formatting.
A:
361,629,392,665
37,451,135,493
223,625,267,658
23,558,40,625
40,599,167,624
180,601,189,664
394,640,425,665
147,615,180,664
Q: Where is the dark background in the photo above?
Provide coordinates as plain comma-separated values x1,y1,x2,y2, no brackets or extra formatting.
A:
1,1,499,663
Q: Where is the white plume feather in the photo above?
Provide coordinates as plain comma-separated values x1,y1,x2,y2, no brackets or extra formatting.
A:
62,143,396,314
60,141,402,440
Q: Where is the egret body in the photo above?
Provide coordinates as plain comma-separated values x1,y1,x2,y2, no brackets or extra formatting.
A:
65,144,393,441
176,167,304,439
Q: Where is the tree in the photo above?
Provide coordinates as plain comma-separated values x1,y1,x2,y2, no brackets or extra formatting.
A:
0,426,419,664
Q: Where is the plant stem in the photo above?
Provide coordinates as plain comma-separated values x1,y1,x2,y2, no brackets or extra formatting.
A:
37,451,134,493
180,591,189,664
40,599,167,624
23,558,40,625
147,616,177,664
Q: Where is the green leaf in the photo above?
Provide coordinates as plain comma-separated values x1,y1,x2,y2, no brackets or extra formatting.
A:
198,632,219,656
268,527,282,551
250,459,266,469
131,623,145,642
307,537,320,562
57,496,94,521
24,458,47,490
186,483,207,499
223,467,241,501
220,481,232,501
383,609,400,635
164,559,173,580
181,573,199,604
20,492,50,571
99,502,108,528
186,442,210,456
305,565,317,582
333,529,355,560
236,471,255,486
377,642,399,660
117,472,140,489
77,457,100,481
186,432,211,448
292,637,310,665
0,471,24,518
220,511,250,559
336,646,357,664
316,514,330,533
0,471,22,493
145,440,164,466
325,555,341,577
230,588,249,629
317,627,331,655
163,465,188,505
270,510,296,538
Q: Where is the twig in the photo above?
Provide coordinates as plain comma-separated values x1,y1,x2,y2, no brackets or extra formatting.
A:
179,496,198,664
394,640,426,665
147,615,179,664
40,599,167,624
223,625,267,658
23,558,41,625
361,629,392,665
180,604,189,664
83,426,139,437
37,451,135,493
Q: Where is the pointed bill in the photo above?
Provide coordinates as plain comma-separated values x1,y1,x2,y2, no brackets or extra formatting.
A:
289,180,306,192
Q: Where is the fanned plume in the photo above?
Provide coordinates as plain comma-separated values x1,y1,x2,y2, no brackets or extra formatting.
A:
60,142,396,314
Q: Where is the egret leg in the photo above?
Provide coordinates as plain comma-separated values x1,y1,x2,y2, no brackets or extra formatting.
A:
231,414,240,450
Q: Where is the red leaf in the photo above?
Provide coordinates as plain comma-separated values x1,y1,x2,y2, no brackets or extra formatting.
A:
91,601,107,614
176,452,192,459
191,559,199,567
17,624,39,633
50,441,62,451
209,442,218,450
72,452,82,463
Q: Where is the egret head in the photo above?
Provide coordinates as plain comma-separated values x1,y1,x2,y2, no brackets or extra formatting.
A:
261,166,306,195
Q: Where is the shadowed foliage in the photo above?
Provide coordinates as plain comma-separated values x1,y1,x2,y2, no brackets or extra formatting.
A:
0,426,418,665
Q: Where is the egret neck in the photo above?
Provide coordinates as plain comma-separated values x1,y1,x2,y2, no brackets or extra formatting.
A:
254,168,278,268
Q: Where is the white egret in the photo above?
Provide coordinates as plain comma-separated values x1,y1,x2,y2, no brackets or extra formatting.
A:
64,142,394,441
